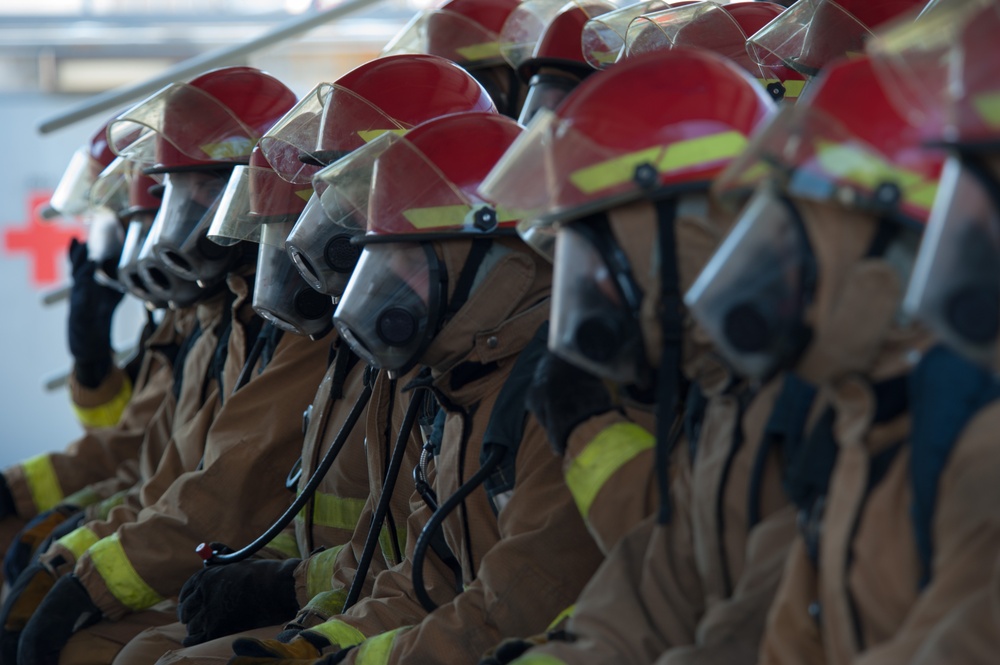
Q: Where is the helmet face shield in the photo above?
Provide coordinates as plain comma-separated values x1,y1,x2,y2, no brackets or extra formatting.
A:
333,243,442,373
87,208,126,291
382,9,505,66
685,186,816,380
550,222,646,384
148,170,234,284
518,73,578,126
581,0,670,68
253,219,334,338
905,157,1000,366
286,192,363,297
50,147,102,216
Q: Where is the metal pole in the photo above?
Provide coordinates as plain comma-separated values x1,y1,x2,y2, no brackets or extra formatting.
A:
36,0,385,135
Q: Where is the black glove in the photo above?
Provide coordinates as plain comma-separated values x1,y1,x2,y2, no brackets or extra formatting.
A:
178,558,302,647
525,350,614,455
3,505,80,584
18,575,101,665
0,563,59,664
68,237,124,388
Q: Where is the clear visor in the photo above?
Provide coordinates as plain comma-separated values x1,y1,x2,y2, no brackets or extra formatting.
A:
136,217,205,308
581,0,670,68
207,164,312,247
500,0,577,70
49,147,100,216
109,82,257,163
285,192,363,297
550,224,645,384
89,156,133,215
713,104,939,223
685,186,815,380
311,132,395,234
904,157,1000,366
381,9,504,65
253,220,334,338
147,170,233,283
747,0,872,77
517,73,578,126
366,131,512,236
624,2,762,76
333,243,438,372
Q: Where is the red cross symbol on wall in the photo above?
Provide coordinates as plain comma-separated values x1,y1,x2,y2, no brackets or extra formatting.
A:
2,191,86,288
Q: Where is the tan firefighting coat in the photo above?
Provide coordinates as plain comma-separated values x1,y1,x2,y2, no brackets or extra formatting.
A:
299,242,605,665
43,272,331,620
2,306,197,521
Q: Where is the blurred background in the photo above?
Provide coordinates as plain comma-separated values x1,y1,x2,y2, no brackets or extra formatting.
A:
0,0,423,466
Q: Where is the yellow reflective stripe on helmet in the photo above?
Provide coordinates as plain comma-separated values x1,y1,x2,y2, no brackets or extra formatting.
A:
357,129,407,143
378,526,408,566
508,655,567,665
565,422,655,519
814,140,939,211
757,79,807,100
88,533,164,611
266,532,301,559
199,137,255,160
306,545,345,598
455,41,503,62
299,492,367,532
295,188,314,202
356,627,407,665
403,204,471,229
71,376,133,429
56,526,100,558
569,131,747,195
973,91,1000,129
588,50,619,66
22,454,64,513
301,587,349,619
546,604,575,632
305,620,367,648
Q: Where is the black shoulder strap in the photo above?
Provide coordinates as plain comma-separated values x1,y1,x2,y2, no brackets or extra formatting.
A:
171,321,203,402
480,321,550,516
909,344,1000,587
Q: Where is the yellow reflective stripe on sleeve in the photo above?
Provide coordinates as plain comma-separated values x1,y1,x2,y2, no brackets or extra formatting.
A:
71,376,132,429
357,129,407,143
88,533,164,611
22,454,64,513
509,655,568,665
455,41,502,62
300,492,367,532
565,422,655,519
569,131,747,195
301,587,349,619
306,545,345,598
378,526,408,566
265,532,301,559
546,604,575,632
814,140,939,212
93,491,128,520
305,620,366,649
355,627,406,665
63,486,100,508
56,526,100,558
973,91,1000,129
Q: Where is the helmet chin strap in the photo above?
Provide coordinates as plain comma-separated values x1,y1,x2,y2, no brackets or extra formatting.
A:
442,238,494,323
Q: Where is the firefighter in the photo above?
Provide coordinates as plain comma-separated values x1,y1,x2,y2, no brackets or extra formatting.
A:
220,110,603,665
681,51,996,665
0,65,337,665
108,55,501,665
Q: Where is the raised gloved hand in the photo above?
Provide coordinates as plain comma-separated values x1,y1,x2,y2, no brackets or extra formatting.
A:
178,558,302,646
525,350,614,455
4,505,80,584
68,237,124,389
18,575,101,665
228,629,332,665
0,563,59,663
